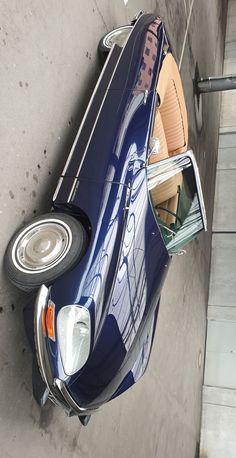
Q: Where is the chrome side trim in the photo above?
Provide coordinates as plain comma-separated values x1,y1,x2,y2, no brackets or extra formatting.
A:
66,43,132,202
66,45,128,202
62,44,117,178
67,177,78,203
53,44,118,202
53,177,63,202
73,39,134,179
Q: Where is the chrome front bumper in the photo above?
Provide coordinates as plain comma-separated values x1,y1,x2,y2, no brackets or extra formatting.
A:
34,284,95,416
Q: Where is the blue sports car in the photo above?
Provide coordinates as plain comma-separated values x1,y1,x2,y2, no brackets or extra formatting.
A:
4,12,207,425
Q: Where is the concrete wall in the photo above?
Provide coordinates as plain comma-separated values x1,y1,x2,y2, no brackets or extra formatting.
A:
200,1,236,456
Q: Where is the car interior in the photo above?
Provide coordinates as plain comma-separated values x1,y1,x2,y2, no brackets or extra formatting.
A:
148,52,188,227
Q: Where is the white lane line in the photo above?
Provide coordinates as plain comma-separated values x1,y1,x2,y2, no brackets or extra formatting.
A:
123,0,128,5
179,0,195,70
183,0,188,18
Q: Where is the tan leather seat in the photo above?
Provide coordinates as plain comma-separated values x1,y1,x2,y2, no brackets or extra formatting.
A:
149,53,188,217
157,53,188,156
149,52,188,166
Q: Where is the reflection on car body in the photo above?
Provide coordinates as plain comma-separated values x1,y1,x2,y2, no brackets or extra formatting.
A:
4,12,206,424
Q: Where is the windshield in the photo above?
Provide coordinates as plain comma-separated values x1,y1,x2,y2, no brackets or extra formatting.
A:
147,153,206,253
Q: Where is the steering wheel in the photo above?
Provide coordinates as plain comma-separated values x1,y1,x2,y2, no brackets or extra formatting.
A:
155,205,182,226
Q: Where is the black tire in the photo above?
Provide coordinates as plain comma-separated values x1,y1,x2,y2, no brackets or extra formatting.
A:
98,25,133,59
4,212,88,292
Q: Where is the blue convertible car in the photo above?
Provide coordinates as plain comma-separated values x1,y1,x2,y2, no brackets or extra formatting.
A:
4,12,206,424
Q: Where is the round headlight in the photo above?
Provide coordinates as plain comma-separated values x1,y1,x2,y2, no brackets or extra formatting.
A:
57,305,91,376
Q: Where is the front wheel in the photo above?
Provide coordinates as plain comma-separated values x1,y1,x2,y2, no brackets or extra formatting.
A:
98,25,133,57
4,212,88,292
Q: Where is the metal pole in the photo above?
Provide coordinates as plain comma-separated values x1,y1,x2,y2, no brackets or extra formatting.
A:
197,75,236,93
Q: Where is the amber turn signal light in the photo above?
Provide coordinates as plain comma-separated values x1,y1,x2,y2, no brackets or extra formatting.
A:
45,300,56,341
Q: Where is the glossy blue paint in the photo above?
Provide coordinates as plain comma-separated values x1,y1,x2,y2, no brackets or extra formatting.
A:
110,304,159,401
47,173,169,407
24,14,173,411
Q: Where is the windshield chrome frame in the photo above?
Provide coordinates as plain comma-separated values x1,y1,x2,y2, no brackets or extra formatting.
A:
147,149,207,232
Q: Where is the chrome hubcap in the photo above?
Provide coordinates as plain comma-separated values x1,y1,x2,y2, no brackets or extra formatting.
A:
12,219,72,273
103,26,132,49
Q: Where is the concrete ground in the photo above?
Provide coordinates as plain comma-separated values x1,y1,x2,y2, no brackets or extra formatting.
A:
0,1,226,457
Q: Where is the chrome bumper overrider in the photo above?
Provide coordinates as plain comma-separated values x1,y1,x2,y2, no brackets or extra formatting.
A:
34,285,96,416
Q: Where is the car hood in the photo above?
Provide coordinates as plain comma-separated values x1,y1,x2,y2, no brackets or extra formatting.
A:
48,169,169,407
